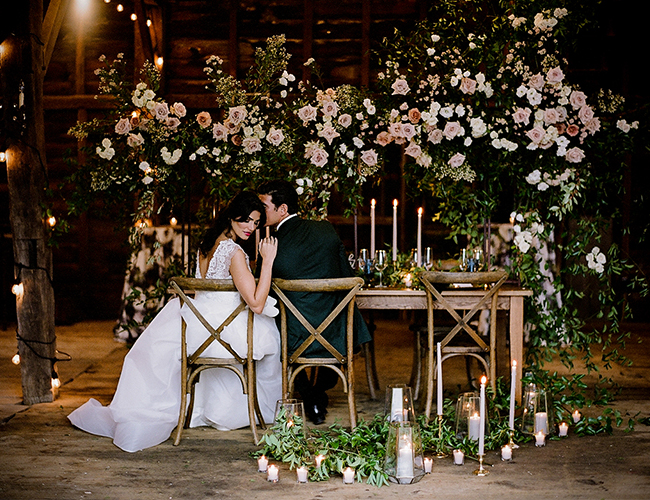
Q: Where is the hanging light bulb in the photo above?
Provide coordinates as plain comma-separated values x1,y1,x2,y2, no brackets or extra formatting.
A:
156,56,164,67
170,217,178,226
12,283,24,296
146,19,152,27
117,4,123,12
12,353,20,365
130,13,137,21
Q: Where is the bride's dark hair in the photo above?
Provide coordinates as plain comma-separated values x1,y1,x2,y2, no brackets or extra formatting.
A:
199,191,266,257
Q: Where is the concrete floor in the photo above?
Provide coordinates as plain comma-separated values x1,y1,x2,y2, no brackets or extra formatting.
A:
1,317,650,499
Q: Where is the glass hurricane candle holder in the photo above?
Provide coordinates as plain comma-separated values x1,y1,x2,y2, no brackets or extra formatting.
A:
455,392,481,440
385,384,416,423
384,421,425,484
274,398,306,436
520,385,554,436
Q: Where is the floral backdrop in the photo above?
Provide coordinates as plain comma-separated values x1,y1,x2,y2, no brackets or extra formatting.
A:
63,0,647,432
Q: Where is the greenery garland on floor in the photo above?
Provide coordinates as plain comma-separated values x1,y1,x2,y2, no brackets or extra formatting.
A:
256,377,635,487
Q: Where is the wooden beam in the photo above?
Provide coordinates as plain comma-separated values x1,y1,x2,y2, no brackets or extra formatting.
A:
134,0,155,65
361,0,370,87
43,0,71,72
228,0,238,77
302,0,314,82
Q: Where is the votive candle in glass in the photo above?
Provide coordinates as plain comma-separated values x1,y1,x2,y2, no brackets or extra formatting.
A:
342,467,355,484
558,422,569,437
267,464,279,482
296,466,308,483
535,431,546,447
501,445,513,461
453,449,464,465
424,457,433,473
258,455,268,472
572,410,581,423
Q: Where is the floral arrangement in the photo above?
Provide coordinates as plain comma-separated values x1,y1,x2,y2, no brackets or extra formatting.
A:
63,0,646,433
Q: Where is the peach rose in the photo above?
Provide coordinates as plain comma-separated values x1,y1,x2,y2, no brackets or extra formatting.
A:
408,108,421,124
375,131,393,147
212,123,229,141
404,142,422,158
197,111,212,128
566,124,580,137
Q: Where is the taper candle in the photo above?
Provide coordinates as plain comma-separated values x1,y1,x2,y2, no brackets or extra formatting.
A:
509,360,517,430
436,342,443,416
392,199,398,261
417,207,423,267
370,199,376,257
479,375,487,456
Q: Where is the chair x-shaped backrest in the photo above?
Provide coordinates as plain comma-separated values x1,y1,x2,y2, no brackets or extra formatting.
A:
271,278,364,364
420,271,508,351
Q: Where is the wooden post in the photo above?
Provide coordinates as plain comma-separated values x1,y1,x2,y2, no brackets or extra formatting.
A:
2,0,57,404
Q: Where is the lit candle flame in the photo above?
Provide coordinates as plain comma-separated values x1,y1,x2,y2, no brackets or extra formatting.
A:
371,198,376,207
393,199,398,207
418,207,423,216
480,375,487,385
12,353,20,365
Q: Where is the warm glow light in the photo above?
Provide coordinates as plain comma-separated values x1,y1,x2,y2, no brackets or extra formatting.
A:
131,110,138,118
130,13,137,21
146,19,152,27
117,4,124,12
76,0,92,17
12,283,23,296
393,199,398,207
136,219,152,228
512,359,517,367
418,207,423,216
156,56,164,67
170,217,178,226
480,375,488,385
52,377,61,389
104,0,111,3
12,353,20,365
47,216,57,227
0,151,6,162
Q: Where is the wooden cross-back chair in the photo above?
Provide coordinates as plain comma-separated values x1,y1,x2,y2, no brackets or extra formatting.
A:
271,277,364,428
420,270,509,418
169,276,265,444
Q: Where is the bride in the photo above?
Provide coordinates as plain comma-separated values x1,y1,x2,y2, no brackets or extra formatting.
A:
68,192,281,452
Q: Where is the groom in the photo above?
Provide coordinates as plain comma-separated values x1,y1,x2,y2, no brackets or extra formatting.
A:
257,180,371,425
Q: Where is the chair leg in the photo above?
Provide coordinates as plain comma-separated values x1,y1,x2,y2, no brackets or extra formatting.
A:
348,361,357,428
410,328,423,401
173,382,188,446
362,343,378,400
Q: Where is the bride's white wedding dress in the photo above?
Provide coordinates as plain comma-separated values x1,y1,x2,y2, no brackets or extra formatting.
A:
68,239,282,452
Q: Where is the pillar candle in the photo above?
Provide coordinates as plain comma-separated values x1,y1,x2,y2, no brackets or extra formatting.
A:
258,455,268,472
423,457,433,473
417,207,423,266
558,422,569,437
267,464,279,482
534,412,548,434
478,375,480,455
468,413,480,440
453,449,464,465
370,199,376,257
390,387,403,422
392,199,398,261
342,467,355,484
436,342,443,416
396,441,414,479
501,445,513,461
509,360,517,430
296,466,308,483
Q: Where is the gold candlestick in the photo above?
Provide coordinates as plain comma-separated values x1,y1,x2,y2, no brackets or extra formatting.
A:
473,454,489,476
435,414,447,458
508,429,520,449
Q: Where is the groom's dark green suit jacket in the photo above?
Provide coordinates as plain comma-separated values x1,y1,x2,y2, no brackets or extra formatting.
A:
268,216,371,358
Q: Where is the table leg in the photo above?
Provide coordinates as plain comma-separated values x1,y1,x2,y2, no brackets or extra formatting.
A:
509,296,525,402
425,292,435,420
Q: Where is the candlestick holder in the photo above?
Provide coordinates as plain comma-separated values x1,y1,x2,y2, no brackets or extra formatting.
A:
473,454,490,476
435,414,448,458
507,429,520,449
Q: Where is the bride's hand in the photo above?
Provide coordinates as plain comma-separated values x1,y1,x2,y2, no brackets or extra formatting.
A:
258,236,278,262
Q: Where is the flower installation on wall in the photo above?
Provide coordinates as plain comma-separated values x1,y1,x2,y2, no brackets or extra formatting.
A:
63,0,646,460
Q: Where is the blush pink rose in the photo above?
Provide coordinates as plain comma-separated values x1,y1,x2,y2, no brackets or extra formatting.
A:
228,106,247,125
242,137,262,154
569,90,587,109
565,147,585,163
460,77,477,95
165,117,181,129
443,121,461,140
266,127,284,146
404,142,422,158
448,152,466,168
428,129,443,144
338,113,352,128
512,108,531,125
388,122,404,138
526,126,545,144
115,117,131,135
297,105,318,122
197,111,212,128
391,78,410,95
310,147,329,167
321,100,339,117
578,105,594,124
360,149,378,167
546,66,564,84
318,125,340,145
528,73,545,90
212,123,229,141
153,102,169,121
543,108,560,125
172,102,187,118
584,117,601,134
401,123,416,140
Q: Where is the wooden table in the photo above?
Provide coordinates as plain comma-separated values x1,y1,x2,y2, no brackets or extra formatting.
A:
356,286,532,416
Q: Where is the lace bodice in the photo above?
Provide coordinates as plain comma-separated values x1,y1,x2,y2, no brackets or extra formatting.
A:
195,239,249,279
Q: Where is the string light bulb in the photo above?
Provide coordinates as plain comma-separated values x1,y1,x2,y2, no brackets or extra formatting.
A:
104,0,111,3
156,56,164,67
47,216,57,227
146,19,152,27
12,353,20,365
131,13,137,21
51,369,61,389
12,283,24,296
0,151,6,162
117,4,123,12
170,217,178,226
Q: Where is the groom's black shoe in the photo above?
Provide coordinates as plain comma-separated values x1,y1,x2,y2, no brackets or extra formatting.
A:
306,403,327,425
